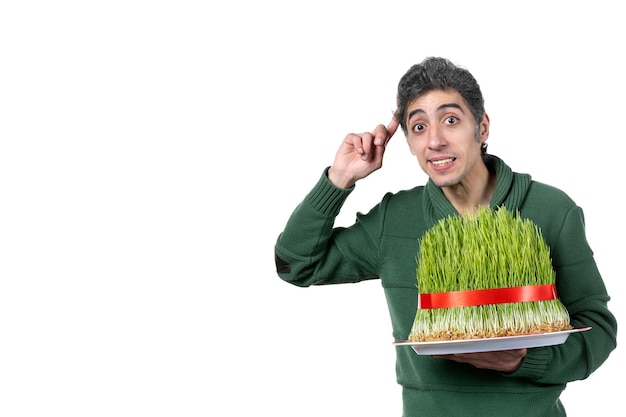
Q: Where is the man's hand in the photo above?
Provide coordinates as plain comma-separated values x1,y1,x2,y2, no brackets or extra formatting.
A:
328,114,399,189
430,348,527,373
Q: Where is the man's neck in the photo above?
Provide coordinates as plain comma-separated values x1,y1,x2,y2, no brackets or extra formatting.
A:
443,163,496,215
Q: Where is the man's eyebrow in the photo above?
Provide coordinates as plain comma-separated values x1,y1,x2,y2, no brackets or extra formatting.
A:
407,102,465,121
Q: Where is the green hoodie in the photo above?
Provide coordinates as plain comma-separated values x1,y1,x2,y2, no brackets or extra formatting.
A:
274,155,617,417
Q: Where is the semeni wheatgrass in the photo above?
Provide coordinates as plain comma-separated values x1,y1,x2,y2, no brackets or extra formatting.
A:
409,206,572,342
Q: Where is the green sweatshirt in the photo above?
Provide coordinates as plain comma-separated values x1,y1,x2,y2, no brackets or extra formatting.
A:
274,155,617,417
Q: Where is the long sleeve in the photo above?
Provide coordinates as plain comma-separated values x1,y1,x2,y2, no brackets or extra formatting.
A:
274,168,381,287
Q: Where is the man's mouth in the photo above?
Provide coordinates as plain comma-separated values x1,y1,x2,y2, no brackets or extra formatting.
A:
431,157,455,167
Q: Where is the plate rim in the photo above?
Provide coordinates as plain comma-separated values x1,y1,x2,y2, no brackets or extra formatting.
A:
393,326,591,347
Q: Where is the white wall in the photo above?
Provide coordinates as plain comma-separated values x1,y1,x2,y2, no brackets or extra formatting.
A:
1,1,622,416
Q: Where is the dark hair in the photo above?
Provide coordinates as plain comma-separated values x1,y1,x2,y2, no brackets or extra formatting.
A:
396,57,485,141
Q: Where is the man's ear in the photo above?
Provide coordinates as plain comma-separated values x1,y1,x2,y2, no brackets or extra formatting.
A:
480,113,490,141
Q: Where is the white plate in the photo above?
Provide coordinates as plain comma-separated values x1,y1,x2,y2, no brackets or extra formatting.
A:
394,326,591,355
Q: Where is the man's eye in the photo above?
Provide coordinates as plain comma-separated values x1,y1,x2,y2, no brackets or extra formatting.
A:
445,116,458,125
412,123,425,132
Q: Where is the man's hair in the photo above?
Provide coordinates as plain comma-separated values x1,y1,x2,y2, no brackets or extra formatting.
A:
396,57,485,139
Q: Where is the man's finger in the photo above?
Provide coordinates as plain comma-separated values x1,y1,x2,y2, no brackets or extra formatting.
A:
387,112,400,137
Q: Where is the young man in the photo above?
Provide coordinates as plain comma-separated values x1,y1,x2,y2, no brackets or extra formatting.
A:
274,57,617,416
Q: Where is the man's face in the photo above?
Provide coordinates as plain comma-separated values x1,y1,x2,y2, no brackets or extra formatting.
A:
405,89,489,189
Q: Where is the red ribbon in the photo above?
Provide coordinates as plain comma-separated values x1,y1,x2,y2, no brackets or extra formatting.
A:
418,284,557,309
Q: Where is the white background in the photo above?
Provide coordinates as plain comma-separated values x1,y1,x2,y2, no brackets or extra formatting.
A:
1,1,623,416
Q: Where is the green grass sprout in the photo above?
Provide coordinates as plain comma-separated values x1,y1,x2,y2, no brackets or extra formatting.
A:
409,206,571,341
